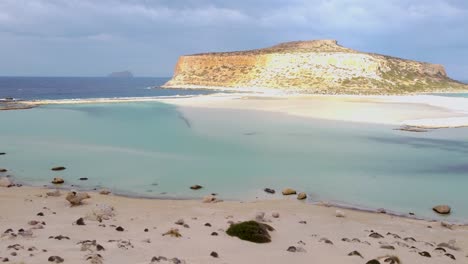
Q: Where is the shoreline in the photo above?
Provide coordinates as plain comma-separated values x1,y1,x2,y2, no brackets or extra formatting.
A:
1,185,467,263
7,177,468,225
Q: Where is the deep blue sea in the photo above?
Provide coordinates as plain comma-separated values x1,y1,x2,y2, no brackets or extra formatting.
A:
0,77,213,100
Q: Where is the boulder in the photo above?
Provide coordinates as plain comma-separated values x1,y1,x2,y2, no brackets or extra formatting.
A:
0,168,7,173
335,210,346,218
297,192,307,200
51,177,64,184
202,195,221,203
51,166,66,171
99,189,111,195
85,204,115,221
282,188,297,195
226,221,274,243
65,191,90,206
190,185,203,190
264,188,275,194
0,177,13,187
46,189,61,197
433,205,451,215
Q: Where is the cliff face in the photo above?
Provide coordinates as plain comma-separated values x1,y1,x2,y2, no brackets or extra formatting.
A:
163,40,467,94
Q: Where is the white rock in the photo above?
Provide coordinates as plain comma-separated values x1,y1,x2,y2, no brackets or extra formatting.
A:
255,212,266,222
85,204,115,221
66,191,90,206
46,189,61,197
335,210,346,218
202,195,220,203
99,189,111,195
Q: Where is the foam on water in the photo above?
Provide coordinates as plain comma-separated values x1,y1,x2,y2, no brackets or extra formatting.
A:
1,102,468,222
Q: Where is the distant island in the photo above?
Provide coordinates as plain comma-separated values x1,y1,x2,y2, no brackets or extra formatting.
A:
108,71,134,78
163,40,468,94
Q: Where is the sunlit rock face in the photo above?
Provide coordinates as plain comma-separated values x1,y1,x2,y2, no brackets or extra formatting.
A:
164,40,466,95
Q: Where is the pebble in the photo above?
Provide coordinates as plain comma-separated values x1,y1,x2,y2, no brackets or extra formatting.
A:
76,218,85,226
48,256,64,263
335,210,346,217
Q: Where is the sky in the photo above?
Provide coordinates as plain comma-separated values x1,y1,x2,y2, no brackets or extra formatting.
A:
0,0,467,79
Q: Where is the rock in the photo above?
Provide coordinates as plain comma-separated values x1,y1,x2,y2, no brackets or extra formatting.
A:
190,185,203,190
380,244,395,250
175,219,185,225
0,168,7,173
48,256,64,263
211,232,218,236
271,212,280,218
162,228,182,238
255,212,270,222
51,177,64,184
210,251,218,258
319,238,333,245
76,218,85,226
37,212,44,216
85,204,115,221
226,221,274,243
0,177,13,187
335,210,346,217
264,188,275,194
383,256,401,264
115,226,124,232
46,189,61,197
366,260,380,264
441,221,454,229
377,208,387,214
144,228,149,232
0,152,5,155
202,195,220,203
98,189,111,195
369,232,384,239
79,177,88,181
204,223,211,227
65,191,90,206
287,246,297,252
433,205,451,215
419,251,431,257
297,192,307,200
347,251,363,258
445,253,456,260
85,253,103,264
403,237,416,242
51,166,66,171
282,188,297,195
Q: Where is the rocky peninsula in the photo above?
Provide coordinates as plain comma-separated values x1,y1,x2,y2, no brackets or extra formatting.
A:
163,40,468,94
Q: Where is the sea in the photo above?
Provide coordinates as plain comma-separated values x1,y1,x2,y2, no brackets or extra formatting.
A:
0,76,211,100
1,77,468,222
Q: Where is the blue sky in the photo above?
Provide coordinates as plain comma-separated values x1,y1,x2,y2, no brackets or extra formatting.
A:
0,0,467,79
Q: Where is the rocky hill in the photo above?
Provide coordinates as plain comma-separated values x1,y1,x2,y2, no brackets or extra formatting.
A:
163,40,467,95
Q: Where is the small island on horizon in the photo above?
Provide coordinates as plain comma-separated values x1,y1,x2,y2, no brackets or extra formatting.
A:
163,40,468,95
108,70,134,78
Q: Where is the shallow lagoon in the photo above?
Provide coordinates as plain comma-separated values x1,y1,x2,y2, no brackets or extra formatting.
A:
1,102,468,221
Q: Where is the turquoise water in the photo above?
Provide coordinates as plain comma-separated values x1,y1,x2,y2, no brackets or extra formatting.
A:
1,102,468,222
430,93,468,98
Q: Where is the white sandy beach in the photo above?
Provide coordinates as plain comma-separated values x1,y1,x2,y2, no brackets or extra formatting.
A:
23,92,468,129
0,186,467,264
